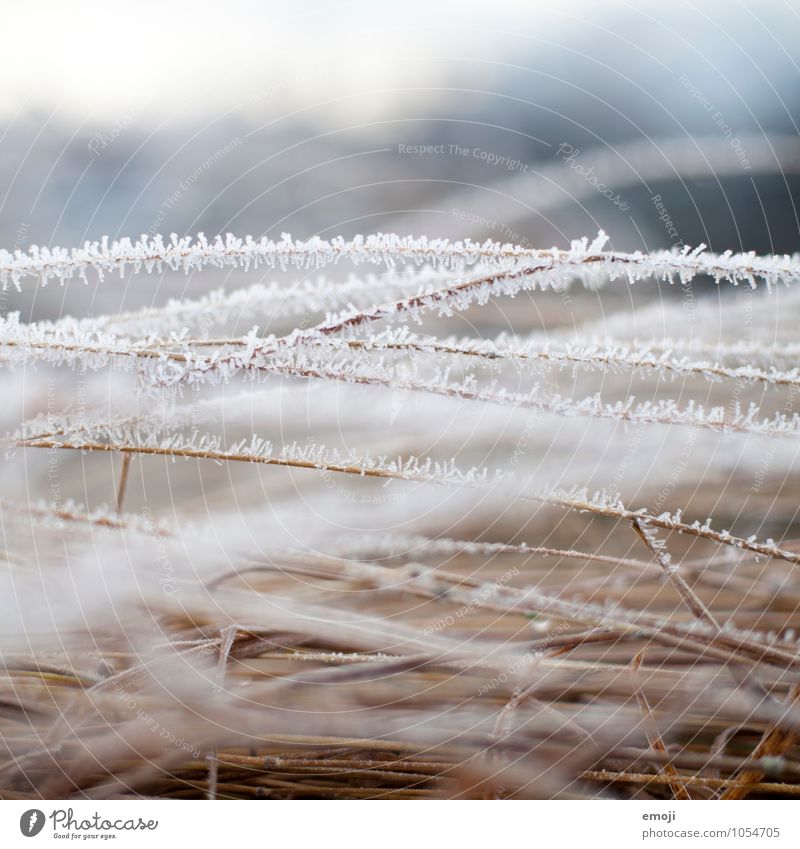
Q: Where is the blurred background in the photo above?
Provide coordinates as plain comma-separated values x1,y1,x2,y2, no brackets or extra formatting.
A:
2,0,799,278
2,0,800,533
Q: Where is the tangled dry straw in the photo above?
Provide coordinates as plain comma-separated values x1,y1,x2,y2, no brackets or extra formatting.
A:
1,231,800,799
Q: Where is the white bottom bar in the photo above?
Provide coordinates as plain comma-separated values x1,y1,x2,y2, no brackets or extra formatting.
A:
2,799,797,847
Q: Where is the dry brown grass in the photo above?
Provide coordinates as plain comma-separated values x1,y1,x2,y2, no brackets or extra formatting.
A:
1,233,800,799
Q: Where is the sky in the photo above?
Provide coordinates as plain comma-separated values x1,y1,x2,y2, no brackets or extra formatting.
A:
0,0,691,122
1,0,798,257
